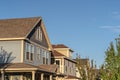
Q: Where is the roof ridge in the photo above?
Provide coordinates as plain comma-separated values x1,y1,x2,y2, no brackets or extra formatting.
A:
0,16,41,20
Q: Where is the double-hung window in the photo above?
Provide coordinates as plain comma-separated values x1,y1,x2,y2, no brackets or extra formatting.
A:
25,42,34,61
36,27,42,41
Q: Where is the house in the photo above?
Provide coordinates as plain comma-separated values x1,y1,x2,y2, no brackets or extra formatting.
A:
52,44,79,80
0,17,58,80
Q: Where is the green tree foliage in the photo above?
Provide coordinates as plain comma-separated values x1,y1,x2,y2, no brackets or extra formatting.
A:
100,36,120,80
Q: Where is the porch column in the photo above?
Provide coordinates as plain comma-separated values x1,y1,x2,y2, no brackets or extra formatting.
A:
1,70,4,80
50,75,52,80
32,71,35,80
41,73,44,80
56,76,58,80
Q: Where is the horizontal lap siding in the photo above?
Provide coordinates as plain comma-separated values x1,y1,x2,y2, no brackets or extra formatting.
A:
0,40,22,63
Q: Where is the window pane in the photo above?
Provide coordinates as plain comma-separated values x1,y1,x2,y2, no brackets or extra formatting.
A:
30,53,33,61
56,60,60,65
26,52,29,60
43,57,45,64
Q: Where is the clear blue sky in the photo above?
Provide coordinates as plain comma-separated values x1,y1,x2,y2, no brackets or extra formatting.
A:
0,0,120,68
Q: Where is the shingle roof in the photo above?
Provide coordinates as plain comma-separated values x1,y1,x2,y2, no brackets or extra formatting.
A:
52,50,65,56
52,44,68,48
39,64,58,73
0,63,57,73
0,63,39,69
52,44,74,52
0,17,41,38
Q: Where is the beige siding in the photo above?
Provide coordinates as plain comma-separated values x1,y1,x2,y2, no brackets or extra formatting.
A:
0,40,22,63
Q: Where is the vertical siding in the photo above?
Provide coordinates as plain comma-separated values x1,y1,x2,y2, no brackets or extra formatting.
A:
0,40,22,63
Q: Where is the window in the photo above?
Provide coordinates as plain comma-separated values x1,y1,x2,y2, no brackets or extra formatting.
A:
56,60,60,65
43,57,45,64
30,45,34,61
37,48,41,60
46,52,49,64
30,53,33,61
26,52,29,60
25,42,34,61
36,27,42,41
66,66,67,72
43,49,46,64
25,43,30,60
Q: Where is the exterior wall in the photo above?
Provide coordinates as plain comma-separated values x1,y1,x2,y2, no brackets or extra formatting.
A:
0,40,22,63
54,58,76,76
55,49,67,57
54,48,73,58
64,59,76,76
23,22,51,66
28,22,49,48
23,41,51,66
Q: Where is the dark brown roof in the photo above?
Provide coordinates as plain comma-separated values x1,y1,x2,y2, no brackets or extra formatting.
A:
52,50,65,56
52,44,68,48
0,17,41,38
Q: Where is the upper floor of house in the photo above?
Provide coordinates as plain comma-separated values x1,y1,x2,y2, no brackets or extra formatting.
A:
52,44,73,59
0,17,52,66
52,45,76,76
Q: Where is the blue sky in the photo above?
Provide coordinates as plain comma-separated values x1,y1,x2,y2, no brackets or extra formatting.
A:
0,0,120,67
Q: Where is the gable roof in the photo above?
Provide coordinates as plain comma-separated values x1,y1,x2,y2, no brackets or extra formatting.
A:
52,44,73,52
0,17,52,50
52,50,65,56
0,17,41,39
52,44,68,48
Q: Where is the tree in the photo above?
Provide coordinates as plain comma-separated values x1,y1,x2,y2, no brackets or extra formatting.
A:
0,47,15,80
99,35,120,80
0,47,15,64
76,54,97,80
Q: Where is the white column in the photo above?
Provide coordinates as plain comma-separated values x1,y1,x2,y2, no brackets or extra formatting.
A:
32,71,35,80
41,73,44,80
1,70,4,80
56,76,58,80
50,75,52,80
